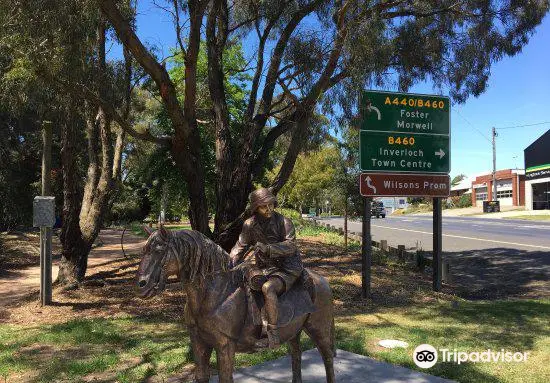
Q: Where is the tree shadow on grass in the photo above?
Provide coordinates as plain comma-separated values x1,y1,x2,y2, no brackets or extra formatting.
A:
7,316,191,383
443,248,550,300
300,238,550,301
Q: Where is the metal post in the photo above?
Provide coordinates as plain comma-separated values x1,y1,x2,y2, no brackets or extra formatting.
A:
432,197,442,291
40,122,53,305
361,197,372,298
492,127,497,202
344,197,348,251
40,227,53,305
42,123,52,195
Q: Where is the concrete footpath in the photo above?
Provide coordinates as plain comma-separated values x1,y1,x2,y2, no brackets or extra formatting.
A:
210,349,453,383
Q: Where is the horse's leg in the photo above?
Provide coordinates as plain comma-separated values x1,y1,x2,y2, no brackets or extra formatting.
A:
190,327,213,383
304,325,335,383
288,331,303,383
215,338,236,383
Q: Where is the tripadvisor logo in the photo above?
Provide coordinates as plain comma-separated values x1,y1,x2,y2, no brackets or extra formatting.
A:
413,344,438,368
413,344,529,369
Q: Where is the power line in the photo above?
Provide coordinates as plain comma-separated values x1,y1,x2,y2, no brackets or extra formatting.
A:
452,107,492,143
496,121,550,130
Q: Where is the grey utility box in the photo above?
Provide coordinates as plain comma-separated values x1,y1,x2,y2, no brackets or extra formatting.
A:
33,196,56,228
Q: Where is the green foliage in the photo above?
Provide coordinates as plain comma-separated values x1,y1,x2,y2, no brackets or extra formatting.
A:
451,174,467,186
274,144,341,212
457,193,473,208
169,41,251,137
108,184,151,224
0,113,41,229
0,0,131,230
120,42,252,220
276,207,302,223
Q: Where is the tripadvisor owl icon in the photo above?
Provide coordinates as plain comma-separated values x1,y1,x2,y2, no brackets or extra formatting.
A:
413,344,438,368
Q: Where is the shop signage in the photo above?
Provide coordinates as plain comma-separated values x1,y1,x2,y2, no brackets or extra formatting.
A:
524,130,550,181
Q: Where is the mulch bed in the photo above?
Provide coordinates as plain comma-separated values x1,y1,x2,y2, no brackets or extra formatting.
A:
1,231,454,326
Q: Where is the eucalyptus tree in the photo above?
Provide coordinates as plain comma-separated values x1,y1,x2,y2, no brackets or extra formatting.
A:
1,0,136,284
97,0,546,250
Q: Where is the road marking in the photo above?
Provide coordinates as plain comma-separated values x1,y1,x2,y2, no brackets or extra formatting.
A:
520,225,550,230
371,224,550,250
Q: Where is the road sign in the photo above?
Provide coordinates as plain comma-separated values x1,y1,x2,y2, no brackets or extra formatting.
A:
360,131,449,173
360,90,450,174
360,173,450,197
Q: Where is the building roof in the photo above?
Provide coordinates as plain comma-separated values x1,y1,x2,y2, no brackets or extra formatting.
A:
450,177,474,192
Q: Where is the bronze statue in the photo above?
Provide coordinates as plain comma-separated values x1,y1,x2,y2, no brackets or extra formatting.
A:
229,188,303,349
137,225,335,383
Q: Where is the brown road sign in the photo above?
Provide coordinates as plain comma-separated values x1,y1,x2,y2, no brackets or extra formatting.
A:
360,172,450,197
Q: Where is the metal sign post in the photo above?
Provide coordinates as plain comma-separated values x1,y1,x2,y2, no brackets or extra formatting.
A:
361,197,372,298
33,196,55,305
432,198,442,291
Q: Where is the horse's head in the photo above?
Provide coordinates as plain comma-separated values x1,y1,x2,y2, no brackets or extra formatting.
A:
136,225,180,299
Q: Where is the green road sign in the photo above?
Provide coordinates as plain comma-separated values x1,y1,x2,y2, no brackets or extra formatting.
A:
360,131,449,173
360,90,450,174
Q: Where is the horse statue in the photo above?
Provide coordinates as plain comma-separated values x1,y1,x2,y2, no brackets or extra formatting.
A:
136,226,335,383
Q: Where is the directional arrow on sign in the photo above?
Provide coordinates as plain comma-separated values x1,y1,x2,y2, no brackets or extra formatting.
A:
367,106,381,120
435,149,445,159
364,176,377,193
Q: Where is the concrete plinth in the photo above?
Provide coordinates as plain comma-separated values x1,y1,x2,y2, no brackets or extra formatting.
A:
210,349,454,382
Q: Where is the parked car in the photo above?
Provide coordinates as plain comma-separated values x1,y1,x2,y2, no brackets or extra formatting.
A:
371,201,386,218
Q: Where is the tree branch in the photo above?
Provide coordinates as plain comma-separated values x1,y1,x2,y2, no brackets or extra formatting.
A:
82,83,171,146
254,0,323,126
173,0,187,56
98,0,188,139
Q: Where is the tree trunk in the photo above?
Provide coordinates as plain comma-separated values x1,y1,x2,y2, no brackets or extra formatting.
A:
100,0,211,236
58,110,90,285
57,18,116,285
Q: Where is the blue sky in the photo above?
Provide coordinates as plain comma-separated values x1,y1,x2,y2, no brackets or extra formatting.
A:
121,4,550,179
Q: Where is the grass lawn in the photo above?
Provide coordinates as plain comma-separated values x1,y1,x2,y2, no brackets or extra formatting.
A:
1,221,548,382
335,299,550,383
2,299,548,382
508,215,550,221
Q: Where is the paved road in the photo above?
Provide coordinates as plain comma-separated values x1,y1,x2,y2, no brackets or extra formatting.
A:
316,216,550,299
317,216,550,252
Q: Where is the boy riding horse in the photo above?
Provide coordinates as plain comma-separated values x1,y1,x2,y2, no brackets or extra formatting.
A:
229,187,304,348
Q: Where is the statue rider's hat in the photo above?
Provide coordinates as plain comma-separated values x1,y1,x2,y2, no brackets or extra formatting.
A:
249,188,277,213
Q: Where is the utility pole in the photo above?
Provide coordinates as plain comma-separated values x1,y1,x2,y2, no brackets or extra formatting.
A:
492,127,498,201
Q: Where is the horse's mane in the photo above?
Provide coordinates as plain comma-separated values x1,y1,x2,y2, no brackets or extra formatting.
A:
170,230,230,282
